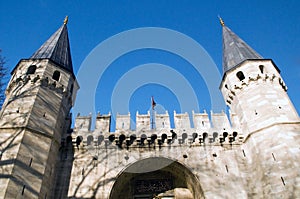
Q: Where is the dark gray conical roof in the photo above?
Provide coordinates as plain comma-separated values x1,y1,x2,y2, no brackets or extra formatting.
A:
222,25,262,73
31,21,73,74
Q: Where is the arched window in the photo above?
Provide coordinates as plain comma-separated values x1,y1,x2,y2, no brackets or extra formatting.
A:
26,65,36,75
52,70,60,81
259,65,264,74
236,71,245,81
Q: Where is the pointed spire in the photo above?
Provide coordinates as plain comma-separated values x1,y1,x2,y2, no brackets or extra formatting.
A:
30,17,73,74
222,21,262,73
64,16,68,25
218,16,225,26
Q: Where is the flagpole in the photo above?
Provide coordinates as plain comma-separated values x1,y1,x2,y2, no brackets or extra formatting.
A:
151,110,154,130
151,96,156,130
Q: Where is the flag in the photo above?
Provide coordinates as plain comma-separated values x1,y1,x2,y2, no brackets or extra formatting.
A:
151,96,156,110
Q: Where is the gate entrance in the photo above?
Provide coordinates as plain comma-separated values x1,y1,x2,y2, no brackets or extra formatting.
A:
109,157,204,199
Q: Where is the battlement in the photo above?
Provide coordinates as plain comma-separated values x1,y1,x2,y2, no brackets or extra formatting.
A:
73,110,244,149
74,110,241,132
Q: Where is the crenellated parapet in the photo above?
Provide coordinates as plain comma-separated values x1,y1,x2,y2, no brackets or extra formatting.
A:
72,110,244,150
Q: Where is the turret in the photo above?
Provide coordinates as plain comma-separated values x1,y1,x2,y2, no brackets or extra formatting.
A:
0,17,79,198
219,19,299,135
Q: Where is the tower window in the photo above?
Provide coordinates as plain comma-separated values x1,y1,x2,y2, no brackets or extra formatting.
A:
236,71,245,81
259,65,264,74
21,185,26,195
26,65,36,75
70,84,74,94
52,70,60,81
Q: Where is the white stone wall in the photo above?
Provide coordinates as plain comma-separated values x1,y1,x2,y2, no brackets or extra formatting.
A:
67,117,300,198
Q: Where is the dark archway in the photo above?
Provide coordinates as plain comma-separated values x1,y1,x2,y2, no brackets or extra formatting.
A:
109,157,204,199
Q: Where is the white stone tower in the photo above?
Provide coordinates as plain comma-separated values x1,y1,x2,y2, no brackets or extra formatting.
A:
0,17,78,198
219,19,300,197
219,19,299,135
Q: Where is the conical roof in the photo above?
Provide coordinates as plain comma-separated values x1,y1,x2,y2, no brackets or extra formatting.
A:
222,25,262,73
30,19,73,74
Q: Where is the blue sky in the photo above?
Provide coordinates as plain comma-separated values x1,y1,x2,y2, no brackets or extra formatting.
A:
0,1,299,130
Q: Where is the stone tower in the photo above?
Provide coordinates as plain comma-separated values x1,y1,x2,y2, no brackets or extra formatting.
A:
219,20,300,197
0,17,78,198
220,21,299,135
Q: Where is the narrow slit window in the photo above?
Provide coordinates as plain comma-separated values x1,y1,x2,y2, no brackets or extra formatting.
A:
21,185,26,195
242,149,246,157
272,153,276,161
281,176,285,186
70,84,74,94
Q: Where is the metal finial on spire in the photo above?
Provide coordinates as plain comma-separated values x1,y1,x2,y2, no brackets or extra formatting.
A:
31,16,74,73
64,16,69,25
218,16,225,26
222,20,263,73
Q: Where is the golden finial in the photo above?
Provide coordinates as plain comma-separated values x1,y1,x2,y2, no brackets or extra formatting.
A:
64,16,69,25
218,15,225,26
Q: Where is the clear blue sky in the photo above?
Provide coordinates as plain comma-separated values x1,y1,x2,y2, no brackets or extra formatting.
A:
1,1,299,129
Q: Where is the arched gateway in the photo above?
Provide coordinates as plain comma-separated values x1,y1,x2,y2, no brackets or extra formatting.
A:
109,157,204,199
